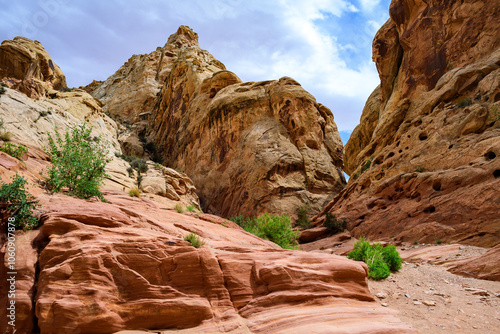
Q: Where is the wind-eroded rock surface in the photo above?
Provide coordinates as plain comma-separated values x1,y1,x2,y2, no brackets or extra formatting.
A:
0,37,67,98
318,0,500,247
89,26,345,218
1,189,415,334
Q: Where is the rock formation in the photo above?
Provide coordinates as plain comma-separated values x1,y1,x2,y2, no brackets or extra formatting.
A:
314,0,500,247
0,37,67,98
89,26,346,218
0,165,415,333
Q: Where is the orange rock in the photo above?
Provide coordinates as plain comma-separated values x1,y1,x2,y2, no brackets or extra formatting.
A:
448,244,500,281
319,0,500,247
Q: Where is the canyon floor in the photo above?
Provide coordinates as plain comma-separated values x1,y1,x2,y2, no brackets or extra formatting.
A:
370,244,500,334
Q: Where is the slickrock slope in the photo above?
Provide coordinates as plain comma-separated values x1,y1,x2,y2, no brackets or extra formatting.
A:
0,37,67,98
0,159,415,334
315,0,500,247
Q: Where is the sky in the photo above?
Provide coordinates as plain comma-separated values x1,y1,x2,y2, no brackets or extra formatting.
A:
0,0,391,142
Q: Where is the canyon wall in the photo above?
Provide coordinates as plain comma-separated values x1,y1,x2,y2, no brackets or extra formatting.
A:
316,0,500,247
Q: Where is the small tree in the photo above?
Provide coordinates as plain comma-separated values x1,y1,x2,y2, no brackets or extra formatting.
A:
45,123,108,200
0,175,39,230
296,204,310,229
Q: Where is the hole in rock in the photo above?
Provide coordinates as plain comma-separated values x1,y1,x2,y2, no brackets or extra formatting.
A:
424,206,436,213
484,151,496,160
449,144,453,149
432,181,441,191
399,150,403,153
419,133,428,141
387,152,395,158
494,170,500,178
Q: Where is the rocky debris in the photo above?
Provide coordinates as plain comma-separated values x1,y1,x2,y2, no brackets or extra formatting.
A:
0,37,68,98
315,0,500,247
0,191,416,334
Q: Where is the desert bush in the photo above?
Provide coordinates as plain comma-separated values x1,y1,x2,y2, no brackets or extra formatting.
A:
175,203,184,213
323,212,346,234
128,187,140,197
45,123,108,200
0,175,39,230
456,97,472,108
130,158,148,173
126,166,134,177
230,213,299,249
0,142,28,160
184,232,205,248
0,83,6,95
186,205,196,212
353,157,373,180
347,238,402,280
296,204,310,229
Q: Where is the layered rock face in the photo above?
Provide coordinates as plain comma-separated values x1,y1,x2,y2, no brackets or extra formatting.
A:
150,29,344,217
0,188,415,333
318,0,500,247
0,37,201,211
91,26,346,217
0,37,67,98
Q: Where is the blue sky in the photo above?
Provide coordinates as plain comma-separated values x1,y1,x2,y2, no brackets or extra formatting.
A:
0,0,391,140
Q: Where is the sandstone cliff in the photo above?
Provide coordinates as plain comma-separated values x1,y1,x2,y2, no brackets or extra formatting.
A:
0,37,201,210
316,0,500,247
90,26,346,218
0,37,67,98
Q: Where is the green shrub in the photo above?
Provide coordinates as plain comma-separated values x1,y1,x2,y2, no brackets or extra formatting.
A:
186,205,196,212
456,97,472,108
184,232,205,248
296,204,310,229
126,166,134,177
347,238,402,280
230,213,299,249
415,167,425,173
353,157,373,180
381,244,402,272
436,239,442,245
175,203,184,213
323,212,346,233
0,83,6,95
128,187,140,197
0,142,28,160
0,175,39,230
130,158,148,173
45,123,108,200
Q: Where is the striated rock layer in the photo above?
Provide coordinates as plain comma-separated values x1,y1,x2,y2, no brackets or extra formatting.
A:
1,190,415,334
315,0,500,247
90,26,346,217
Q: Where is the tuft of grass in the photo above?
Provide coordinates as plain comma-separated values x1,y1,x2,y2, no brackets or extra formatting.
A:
347,238,402,280
154,162,162,170
296,204,310,229
323,212,346,234
128,187,140,197
436,239,442,245
230,213,299,249
415,167,425,173
175,203,184,213
0,131,12,142
186,205,196,212
184,232,205,248
353,157,373,180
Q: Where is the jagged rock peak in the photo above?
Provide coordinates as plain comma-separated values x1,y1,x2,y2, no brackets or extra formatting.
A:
165,25,199,48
